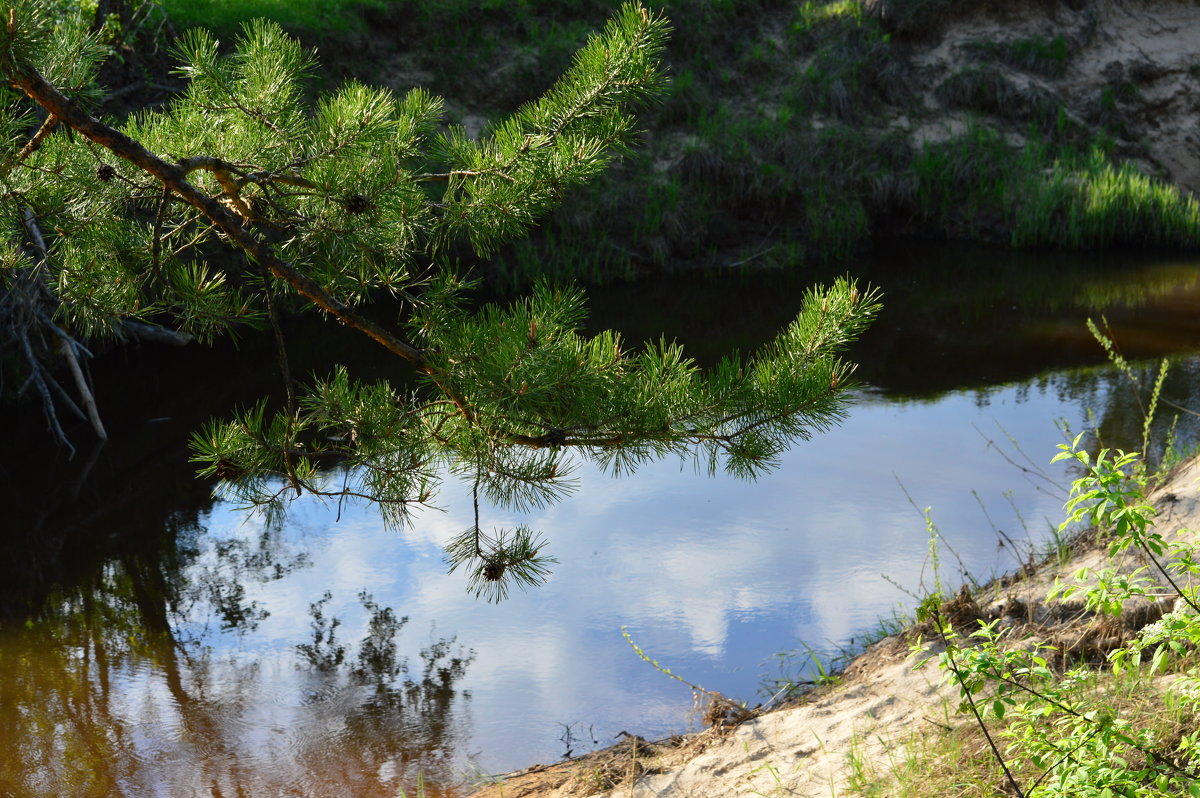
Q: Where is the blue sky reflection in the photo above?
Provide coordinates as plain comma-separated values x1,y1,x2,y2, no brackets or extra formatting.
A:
183,366,1107,776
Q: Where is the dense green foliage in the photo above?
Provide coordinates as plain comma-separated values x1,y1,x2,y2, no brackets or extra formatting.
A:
924,440,1200,797
0,0,879,597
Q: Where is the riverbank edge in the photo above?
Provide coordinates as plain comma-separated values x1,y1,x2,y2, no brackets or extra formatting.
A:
466,455,1200,798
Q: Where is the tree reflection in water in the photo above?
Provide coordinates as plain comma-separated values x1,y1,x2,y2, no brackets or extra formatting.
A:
0,520,473,798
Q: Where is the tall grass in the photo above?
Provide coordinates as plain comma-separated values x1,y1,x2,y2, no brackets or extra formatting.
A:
1012,148,1200,248
915,127,1200,249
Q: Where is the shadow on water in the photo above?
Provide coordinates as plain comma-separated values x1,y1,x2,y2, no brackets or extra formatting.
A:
584,241,1200,396
3,242,1200,794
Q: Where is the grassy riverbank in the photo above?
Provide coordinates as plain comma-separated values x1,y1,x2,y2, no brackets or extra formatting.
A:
155,0,1200,288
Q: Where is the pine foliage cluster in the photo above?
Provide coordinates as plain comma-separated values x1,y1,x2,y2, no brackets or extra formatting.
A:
0,0,879,596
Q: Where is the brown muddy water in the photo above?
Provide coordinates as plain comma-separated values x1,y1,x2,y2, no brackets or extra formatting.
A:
4,242,1200,797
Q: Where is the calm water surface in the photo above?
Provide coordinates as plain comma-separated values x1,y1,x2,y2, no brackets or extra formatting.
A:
4,243,1200,796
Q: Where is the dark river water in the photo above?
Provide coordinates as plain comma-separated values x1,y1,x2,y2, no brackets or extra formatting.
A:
4,242,1200,797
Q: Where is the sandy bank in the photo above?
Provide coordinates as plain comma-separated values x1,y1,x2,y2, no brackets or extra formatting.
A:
898,0,1200,195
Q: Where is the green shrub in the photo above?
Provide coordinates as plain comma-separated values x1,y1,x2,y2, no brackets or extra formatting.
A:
918,440,1200,798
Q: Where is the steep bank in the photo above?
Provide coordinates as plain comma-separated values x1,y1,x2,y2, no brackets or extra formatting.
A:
312,0,1200,285
468,455,1200,797
898,0,1200,195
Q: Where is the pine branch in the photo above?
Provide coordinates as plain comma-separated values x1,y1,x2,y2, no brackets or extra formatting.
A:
0,4,882,597
11,64,433,372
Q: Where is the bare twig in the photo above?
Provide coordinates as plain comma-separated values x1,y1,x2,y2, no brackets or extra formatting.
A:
20,206,108,441
96,80,150,108
58,333,107,440
22,206,47,253
123,320,194,346
933,615,1026,798
262,270,299,497
18,328,75,456
38,362,86,422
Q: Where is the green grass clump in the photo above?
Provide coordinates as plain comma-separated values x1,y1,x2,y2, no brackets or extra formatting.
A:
915,127,1200,250
1006,34,1070,77
965,34,1071,78
1012,148,1200,249
792,0,864,32
788,0,910,120
160,0,387,35
912,125,1012,235
934,68,1058,126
